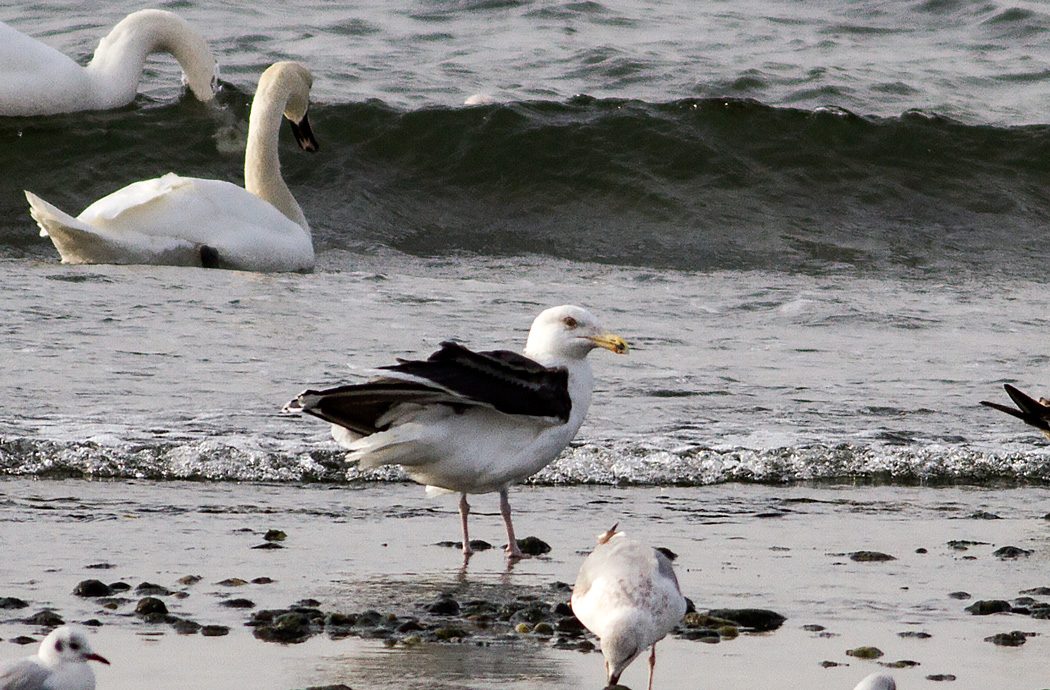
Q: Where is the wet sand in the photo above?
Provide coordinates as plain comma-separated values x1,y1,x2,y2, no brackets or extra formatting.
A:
2,478,1049,690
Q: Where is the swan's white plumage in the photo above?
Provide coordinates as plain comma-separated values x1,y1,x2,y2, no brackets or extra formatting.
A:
571,527,687,690
25,61,316,272
0,9,217,116
285,305,628,557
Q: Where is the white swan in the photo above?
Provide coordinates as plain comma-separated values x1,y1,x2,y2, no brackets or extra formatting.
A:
25,61,318,272
0,9,218,116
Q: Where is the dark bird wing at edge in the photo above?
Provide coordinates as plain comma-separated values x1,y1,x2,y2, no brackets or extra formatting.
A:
980,383,1050,432
285,341,572,435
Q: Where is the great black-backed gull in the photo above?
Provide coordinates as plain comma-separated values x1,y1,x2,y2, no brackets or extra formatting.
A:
981,383,1050,441
571,524,687,690
284,305,627,559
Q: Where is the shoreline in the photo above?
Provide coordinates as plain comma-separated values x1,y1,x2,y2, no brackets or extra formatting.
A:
2,479,1049,689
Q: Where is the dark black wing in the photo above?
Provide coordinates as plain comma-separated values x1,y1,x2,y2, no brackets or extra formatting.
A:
980,383,1050,432
383,341,571,422
284,342,571,434
284,380,465,435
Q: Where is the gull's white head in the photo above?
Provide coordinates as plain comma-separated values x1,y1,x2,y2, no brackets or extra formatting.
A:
37,626,110,669
524,305,628,362
853,673,896,690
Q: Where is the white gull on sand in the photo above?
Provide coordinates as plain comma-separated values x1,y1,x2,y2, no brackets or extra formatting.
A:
853,672,896,690
0,9,217,116
284,305,628,559
0,626,109,690
571,524,687,690
25,61,317,272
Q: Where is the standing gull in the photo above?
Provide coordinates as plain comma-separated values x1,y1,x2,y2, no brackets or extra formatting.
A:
284,305,627,558
571,524,687,690
981,384,1050,441
0,626,109,690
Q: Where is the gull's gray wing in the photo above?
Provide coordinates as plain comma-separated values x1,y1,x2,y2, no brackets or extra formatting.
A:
0,658,50,690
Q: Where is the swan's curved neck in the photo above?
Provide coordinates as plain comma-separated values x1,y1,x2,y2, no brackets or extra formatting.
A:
244,82,309,231
84,11,212,108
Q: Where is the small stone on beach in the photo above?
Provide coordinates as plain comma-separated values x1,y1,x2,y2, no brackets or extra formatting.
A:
136,582,173,596
220,598,256,609
22,610,63,626
849,551,896,562
993,546,1032,559
965,600,1012,615
135,597,168,616
515,536,551,555
73,579,111,597
984,631,1031,646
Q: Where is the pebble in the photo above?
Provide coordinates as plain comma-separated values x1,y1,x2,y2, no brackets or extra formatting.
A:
23,610,63,626
0,597,28,609
849,551,896,562
136,582,173,596
220,598,256,609
846,646,883,659
965,600,1012,615
171,618,202,635
993,546,1033,559
436,540,493,551
136,597,169,616
705,608,786,632
515,536,551,556
984,631,1031,646
73,579,111,597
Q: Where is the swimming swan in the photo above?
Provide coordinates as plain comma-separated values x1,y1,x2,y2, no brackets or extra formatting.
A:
0,9,218,116
25,61,318,272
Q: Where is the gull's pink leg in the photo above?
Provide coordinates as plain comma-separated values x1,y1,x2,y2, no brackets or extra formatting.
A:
648,643,657,690
459,493,474,556
499,488,523,559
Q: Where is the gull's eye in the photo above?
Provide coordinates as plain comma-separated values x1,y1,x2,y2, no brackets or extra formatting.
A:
70,642,81,651
562,316,578,328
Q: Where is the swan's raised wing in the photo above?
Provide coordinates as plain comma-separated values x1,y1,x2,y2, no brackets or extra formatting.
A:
80,173,195,222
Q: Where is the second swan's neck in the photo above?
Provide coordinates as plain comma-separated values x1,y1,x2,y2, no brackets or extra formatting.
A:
244,77,309,231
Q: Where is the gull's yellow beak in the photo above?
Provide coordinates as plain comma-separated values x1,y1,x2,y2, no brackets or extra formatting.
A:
589,332,629,355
